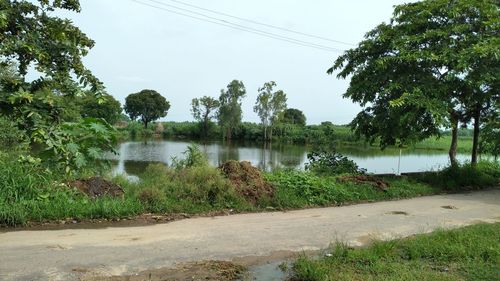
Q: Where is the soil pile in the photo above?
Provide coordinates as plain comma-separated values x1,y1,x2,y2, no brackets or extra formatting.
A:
219,160,274,203
337,175,389,191
69,177,125,199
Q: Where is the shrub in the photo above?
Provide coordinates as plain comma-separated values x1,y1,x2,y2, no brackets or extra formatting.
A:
418,161,500,190
305,150,366,176
139,164,249,211
137,187,167,213
171,143,208,169
0,116,26,150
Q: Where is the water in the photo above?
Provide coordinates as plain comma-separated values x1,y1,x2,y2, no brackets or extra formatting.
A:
106,139,470,178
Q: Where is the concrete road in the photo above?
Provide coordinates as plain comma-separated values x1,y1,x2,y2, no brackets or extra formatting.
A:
1,189,499,280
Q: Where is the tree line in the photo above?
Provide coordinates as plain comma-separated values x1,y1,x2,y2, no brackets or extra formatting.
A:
122,80,306,142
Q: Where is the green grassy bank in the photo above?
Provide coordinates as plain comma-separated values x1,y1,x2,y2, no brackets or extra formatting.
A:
1,146,498,227
290,223,500,281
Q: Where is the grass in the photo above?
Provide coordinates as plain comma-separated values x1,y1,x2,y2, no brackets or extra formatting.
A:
414,135,473,153
289,223,500,281
264,171,438,208
0,148,498,227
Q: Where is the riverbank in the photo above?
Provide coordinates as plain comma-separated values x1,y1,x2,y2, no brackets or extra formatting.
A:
1,190,499,280
1,150,499,227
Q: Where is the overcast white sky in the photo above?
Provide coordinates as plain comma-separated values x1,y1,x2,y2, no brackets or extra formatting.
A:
63,0,413,124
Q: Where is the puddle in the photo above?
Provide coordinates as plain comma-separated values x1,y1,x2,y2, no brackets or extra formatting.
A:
386,211,409,215
241,260,288,281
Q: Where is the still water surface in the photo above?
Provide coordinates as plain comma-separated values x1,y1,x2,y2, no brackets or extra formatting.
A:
107,139,471,178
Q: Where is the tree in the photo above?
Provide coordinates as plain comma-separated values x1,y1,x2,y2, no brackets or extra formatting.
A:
191,95,219,138
124,90,170,128
281,108,306,126
330,0,499,166
0,1,117,173
0,0,103,95
254,81,287,141
80,93,122,124
217,80,246,141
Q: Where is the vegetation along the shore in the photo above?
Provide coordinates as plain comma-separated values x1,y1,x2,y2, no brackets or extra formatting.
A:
289,223,500,281
1,144,499,227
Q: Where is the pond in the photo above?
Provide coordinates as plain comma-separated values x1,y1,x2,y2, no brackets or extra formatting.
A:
106,139,471,178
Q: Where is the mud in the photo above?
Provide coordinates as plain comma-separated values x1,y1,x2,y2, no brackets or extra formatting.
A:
83,261,245,281
220,160,274,203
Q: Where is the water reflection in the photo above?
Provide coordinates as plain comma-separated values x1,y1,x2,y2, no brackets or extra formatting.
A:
107,139,471,178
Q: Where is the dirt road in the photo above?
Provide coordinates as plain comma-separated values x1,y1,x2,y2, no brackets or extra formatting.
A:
1,189,499,280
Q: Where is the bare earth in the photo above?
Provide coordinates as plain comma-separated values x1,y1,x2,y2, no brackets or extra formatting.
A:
1,189,499,281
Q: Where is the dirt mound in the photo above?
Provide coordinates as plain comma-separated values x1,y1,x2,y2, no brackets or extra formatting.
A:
68,177,125,199
337,175,389,191
219,160,274,203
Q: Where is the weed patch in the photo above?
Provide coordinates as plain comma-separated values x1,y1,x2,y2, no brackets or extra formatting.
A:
290,223,500,281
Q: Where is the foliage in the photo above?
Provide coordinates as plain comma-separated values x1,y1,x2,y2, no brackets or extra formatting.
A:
253,81,287,141
305,150,366,176
124,89,170,128
128,164,249,212
330,0,499,164
281,108,306,126
34,117,117,174
162,121,205,139
2,157,498,226
0,0,120,175
290,223,500,281
480,112,499,159
79,92,122,124
0,116,26,150
265,170,436,208
171,143,208,169
0,0,103,94
191,95,219,138
217,80,246,140
417,161,500,191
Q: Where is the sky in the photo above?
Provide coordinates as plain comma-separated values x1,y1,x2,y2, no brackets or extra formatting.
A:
61,0,412,124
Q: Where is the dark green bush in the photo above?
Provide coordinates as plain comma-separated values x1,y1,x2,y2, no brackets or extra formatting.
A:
0,116,26,150
305,150,366,176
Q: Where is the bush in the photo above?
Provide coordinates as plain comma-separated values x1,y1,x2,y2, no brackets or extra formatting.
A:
305,150,366,176
0,116,26,151
171,143,208,169
137,187,167,213
418,161,500,190
0,152,54,203
135,164,249,212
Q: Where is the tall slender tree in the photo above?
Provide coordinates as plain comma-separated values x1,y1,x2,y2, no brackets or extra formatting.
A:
217,80,246,141
254,81,287,141
191,95,219,138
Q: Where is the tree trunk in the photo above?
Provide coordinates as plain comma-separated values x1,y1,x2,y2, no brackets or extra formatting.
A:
226,127,232,142
203,120,208,139
263,125,267,142
471,103,481,166
449,111,459,167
